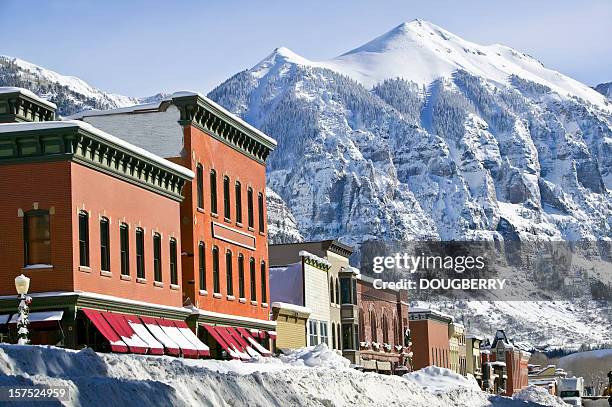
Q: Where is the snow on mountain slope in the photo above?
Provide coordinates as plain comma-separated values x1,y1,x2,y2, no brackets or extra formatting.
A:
209,20,612,348
0,55,164,116
254,20,609,110
594,81,612,100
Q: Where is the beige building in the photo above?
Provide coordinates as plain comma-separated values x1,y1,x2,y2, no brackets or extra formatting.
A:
449,323,466,375
272,302,311,350
466,335,483,384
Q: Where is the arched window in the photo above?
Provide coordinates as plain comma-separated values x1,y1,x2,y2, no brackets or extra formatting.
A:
99,217,110,272
358,309,365,342
331,322,336,349
235,181,242,224
24,209,51,266
382,313,389,344
169,238,178,285
329,278,335,303
223,176,231,219
249,257,256,301
153,233,162,282
135,228,144,278
393,315,399,346
260,261,267,303
198,242,206,290
370,310,377,343
238,254,245,298
209,170,217,214
247,188,254,228
337,324,342,350
196,164,204,209
335,278,340,304
212,246,220,293
257,192,264,233
226,250,233,295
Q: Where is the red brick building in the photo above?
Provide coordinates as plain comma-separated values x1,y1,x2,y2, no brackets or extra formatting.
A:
408,308,453,371
489,330,530,395
356,275,410,373
0,88,200,352
69,92,277,357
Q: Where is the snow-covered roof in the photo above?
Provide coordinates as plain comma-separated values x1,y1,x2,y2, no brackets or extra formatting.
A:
271,302,312,315
298,250,331,268
0,86,57,109
0,120,194,179
67,90,277,147
409,307,454,322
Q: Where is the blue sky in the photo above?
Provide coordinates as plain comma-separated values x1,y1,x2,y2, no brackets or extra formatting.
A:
1,0,610,96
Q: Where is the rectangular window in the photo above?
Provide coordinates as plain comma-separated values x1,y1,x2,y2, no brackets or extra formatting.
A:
226,250,233,295
212,247,220,293
258,192,264,233
24,210,51,265
260,261,267,303
223,176,231,219
198,242,206,290
340,278,351,304
210,170,218,214
309,320,319,346
342,324,353,350
170,238,178,285
249,257,256,301
100,218,110,271
78,211,89,267
136,228,145,279
247,188,254,228
153,233,162,282
320,321,328,345
120,223,129,276
235,182,242,224
238,254,245,298
196,164,204,209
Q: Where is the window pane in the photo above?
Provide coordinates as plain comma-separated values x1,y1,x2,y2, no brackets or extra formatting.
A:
235,182,242,224
247,189,254,228
250,258,256,301
199,242,206,290
78,212,89,267
223,176,230,219
153,234,162,282
120,224,129,276
170,239,177,285
136,229,144,279
210,170,217,214
238,255,245,298
212,247,220,293
196,165,204,209
260,261,267,303
258,192,264,233
226,250,233,295
100,218,110,271
24,211,51,265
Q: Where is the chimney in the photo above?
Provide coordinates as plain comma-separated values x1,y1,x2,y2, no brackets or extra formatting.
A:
0,87,57,123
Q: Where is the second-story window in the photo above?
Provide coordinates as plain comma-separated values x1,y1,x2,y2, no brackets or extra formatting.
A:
223,176,231,220
235,181,242,224
212,246,220,293
78,211,89,267
226,249,233,295
24,210,51,266
120,223,129,276
136,228,145,279
260,260,267,303
258,192,265,233
198,242,206,291
210,170,218,214
100,217,110,272
169,238,178,285
247,188,254,228
196,164,204,209
238,254,245,298
153,233,162,282
250,257,256,301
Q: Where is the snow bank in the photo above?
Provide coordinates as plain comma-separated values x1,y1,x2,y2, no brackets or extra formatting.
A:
278,343,350,369
403,366,481,394
0,345,567,406
512,386,568,407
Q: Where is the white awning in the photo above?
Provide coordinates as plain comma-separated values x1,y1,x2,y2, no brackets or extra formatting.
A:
9,310,63,324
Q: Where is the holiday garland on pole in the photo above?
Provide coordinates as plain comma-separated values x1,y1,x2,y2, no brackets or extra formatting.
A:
17,295,31,345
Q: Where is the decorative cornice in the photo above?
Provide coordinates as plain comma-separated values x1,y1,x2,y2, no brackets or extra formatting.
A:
171,94,276,164
299,250,331,271
0,89,56,123
0,125,192,202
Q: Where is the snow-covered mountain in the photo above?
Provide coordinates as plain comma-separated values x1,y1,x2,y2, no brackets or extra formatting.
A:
594,81,612,100
0,55,165,116
208,20,611,348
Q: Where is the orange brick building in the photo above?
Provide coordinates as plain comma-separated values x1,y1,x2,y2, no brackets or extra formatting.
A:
69,91,277,357
408,308,453,370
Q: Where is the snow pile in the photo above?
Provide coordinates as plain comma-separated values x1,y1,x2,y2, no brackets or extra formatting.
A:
278,343,350,369
0,344,569,406
403,366,481,394
512,386,568,407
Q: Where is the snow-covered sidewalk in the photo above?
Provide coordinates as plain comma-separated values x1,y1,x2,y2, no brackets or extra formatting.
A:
0,343,567,406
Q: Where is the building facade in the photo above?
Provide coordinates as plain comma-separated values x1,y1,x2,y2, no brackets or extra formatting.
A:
449,323,467,375
489,330,531,396
68,92,278,356
356,274,410,373
466,335,483,385
271,302,311,350
409,308,453,371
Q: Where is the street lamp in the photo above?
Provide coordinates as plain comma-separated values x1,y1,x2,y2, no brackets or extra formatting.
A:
14,274,31,345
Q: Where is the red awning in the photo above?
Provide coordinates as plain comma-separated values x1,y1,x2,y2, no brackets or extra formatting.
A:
226,327,261,358
155,318,198,358
140,316,180,356
202,324,240,360
102,312,148,354
259,330,268,339
236,327,272,356
123,315,164,355
82,309,128,353
215,326,250,360
171,320,210,357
